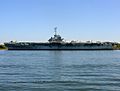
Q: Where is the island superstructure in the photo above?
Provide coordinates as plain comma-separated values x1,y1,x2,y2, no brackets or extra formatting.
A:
4,28,113,50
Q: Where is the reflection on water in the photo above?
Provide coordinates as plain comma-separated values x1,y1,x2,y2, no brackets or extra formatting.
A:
0,50,120,91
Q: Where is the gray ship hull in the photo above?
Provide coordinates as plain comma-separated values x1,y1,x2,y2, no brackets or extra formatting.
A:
4,42,113,50
4,28,114,50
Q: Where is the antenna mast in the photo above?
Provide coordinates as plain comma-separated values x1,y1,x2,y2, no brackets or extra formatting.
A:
54,27,57,35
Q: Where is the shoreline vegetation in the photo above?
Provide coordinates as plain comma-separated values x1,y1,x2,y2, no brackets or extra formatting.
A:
0,45,7,50
113,44,120,50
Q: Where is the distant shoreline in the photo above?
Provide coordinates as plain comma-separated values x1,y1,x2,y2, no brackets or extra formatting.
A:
113,44,120,50
0,45,7,50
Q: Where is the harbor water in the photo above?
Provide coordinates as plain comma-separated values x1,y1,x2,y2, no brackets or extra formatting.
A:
0,50,120,91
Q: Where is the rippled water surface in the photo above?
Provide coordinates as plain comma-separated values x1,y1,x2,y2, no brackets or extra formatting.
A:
0,50,120,91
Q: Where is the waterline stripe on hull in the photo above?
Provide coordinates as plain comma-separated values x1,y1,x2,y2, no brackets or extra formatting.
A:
7,49,113,51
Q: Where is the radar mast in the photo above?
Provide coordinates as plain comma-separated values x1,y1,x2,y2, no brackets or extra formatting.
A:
54,27,57,35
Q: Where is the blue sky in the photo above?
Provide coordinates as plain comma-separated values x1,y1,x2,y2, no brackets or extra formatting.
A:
0,0,120,42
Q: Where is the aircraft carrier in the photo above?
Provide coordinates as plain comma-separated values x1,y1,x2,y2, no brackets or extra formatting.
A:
4,28,113,50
